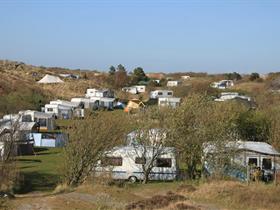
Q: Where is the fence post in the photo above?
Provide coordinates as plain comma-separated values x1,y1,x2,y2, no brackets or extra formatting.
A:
274,156,277,186
247,165,250,186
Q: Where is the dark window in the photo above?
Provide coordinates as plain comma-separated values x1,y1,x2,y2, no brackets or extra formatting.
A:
101,157,122,166
42,133,56,139
167,92,172,95
262,158,272,170
135,157,146,164
248,158,258,167
158,92,163,95
22,115,32,122
38,119,47,127
47,108,53,112
156,158,172,168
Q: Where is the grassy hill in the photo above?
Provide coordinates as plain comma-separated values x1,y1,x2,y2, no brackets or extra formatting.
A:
1,59,280,117
0,60,107,116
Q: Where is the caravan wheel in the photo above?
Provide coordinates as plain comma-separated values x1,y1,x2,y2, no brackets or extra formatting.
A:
128,176,137,183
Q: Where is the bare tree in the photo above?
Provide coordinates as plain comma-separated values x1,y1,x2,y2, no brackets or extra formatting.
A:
63,112,128,187
128,108,168,184
167,94,244,179
0,116,21,193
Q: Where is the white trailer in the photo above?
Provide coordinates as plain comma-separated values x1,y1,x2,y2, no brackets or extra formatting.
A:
150,90,173,99
214,92,251,102
85,88,114,98
44,104,73,119
95,146,178,182
19,110,56,131
167,80,180,87
71,98,96,109
50,100,78,108
122,85,146,94
158,97,181,108
211,80,234,89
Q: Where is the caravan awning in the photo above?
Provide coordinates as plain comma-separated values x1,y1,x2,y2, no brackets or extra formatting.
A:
204,141,280,156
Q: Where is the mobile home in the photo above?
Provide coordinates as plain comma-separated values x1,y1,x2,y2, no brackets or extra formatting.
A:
95,146,178,182
214,92,251,102
122,85,146,94
203,141,280,181
167,80,180,87
85,88,114,98
49,100,79,108
19,110,56,131
211,80,234,89
44,104,73,119
33,132,67,148
0,120,38,156
71,98,99,109
158,97,181,108
150,90,173,99
122,87,138,94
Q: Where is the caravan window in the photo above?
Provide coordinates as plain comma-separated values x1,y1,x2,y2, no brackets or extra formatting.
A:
167,92,172,95
158,92,163,95
42,133,56,139
101,157,122,166
156,158,172,168
248,158,258,167
47,108,53,112
135,157,146,164
22,115,32,122
262,158,272,170
38,119,47,127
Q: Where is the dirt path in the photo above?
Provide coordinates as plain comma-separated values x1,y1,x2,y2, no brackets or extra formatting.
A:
9,189,221,210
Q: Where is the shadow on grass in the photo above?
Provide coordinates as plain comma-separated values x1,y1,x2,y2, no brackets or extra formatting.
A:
15,171,61,194
33,152,60,156
33,147,49,153
18,159,42,163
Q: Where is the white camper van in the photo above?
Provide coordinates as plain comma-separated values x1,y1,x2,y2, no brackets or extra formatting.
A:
95,146,178,182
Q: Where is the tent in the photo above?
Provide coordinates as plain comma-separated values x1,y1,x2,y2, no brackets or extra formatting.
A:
37,74,64,84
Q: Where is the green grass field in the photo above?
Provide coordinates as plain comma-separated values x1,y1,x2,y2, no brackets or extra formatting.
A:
16,147,64,193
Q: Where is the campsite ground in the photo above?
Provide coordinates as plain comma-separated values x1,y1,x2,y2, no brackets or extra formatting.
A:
2,148,280,210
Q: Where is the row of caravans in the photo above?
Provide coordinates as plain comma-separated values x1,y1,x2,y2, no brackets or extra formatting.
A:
94,140,280,183
43,100,85,119
2,110,55,132
0,110,67,154
1,111,278,182
43,89,117,119
44,88,182,116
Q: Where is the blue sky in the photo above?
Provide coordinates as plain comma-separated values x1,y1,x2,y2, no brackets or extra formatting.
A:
0,0,279,73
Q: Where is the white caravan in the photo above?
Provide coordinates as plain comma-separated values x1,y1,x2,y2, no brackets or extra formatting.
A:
122,85,146,94
158,97,181,108
211,80,234,89
49,100,78,108
44,104,73,119
214,92,251,102
85,88,114,98
167,80,180,87
150,90,173,99
95,146,178,182
71,98,97,109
